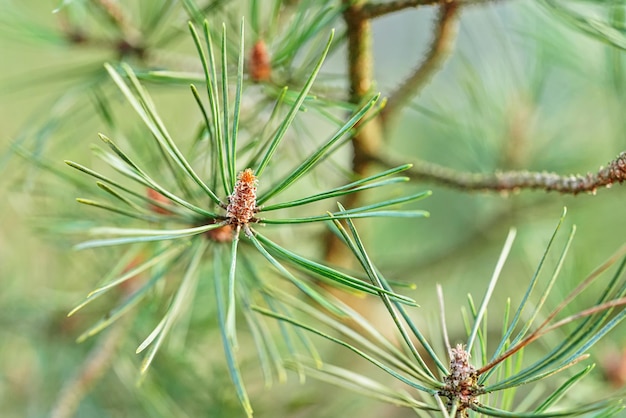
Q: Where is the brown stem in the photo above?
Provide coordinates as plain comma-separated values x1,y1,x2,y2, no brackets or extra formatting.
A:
50,256,144,418
539,298,626,337
345,10,383,176
325,0,384,266
372,152,626,195
380,2,461,127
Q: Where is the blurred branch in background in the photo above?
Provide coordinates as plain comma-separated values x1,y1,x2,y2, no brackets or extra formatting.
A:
380,2,461,126
50,313,133,418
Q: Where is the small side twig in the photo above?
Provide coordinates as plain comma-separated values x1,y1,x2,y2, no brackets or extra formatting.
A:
372,152,626,195
381,2,461,126
478,243,626,376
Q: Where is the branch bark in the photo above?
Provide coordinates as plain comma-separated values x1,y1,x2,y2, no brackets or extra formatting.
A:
372,152,626,195
362,0,441,19
324,0,385,266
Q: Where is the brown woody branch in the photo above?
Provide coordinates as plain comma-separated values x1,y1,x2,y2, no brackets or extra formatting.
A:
324,1,385,266
362,0,441,19
363,0,503,19
372,152,626,195
343,1,383,174
380,2,461,126
327,1,460,266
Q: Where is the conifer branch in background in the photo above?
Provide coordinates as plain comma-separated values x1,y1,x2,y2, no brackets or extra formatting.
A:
2,0,626,416
50,319,129,418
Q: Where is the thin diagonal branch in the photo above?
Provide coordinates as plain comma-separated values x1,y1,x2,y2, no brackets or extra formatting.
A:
363,0,502,19
477,243,626,376
362,0,441,19
373,152,626,195
381,2,461,126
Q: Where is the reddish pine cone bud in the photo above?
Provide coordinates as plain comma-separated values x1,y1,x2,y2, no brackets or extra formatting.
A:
227,169,258,226
447,344,477,398
439,344,480,417
249,40,271,82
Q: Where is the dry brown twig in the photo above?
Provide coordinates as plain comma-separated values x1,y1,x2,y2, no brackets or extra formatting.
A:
372,152,626,195
362,0,443,19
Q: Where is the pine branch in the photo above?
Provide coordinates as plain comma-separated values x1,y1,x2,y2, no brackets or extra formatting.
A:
362,0,441,19
381,2,461,126
328,0,459,266
361,0,502,19
373,152,626,194
323,0,386,267
342,0,383,174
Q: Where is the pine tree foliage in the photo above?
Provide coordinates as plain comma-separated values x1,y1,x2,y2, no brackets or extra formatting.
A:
0,0,625,417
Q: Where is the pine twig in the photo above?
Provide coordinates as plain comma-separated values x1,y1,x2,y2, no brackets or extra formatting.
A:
373,152,626,195
363,0,504,20
381,2,461,126
362,0,441,19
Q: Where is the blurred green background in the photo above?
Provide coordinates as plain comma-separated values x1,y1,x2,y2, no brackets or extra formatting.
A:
1,1,625,417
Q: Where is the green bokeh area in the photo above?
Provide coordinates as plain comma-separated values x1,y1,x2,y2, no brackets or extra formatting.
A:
1,1,625,417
